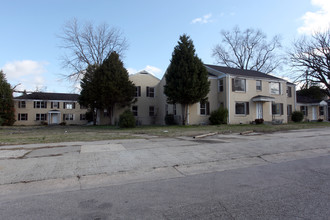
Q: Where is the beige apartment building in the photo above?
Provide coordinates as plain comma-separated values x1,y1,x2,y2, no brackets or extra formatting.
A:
14,93,88,125
13,65,300,126
158,65,297,125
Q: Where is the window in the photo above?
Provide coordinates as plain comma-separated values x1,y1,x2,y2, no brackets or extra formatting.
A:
320,106,324,116
272,103,284,115
235,102,249,115
173,104,177,115
218,79,224,92
80,114,86,120
51,102,60,109
36,113,47,121
135,86,141,97
287,86,292,97
146,87,155,97
103,109,109,117
270,82,281,95
63,114,74,121
200,102,210,115
232,78,246,92
132,106,138,116
18,101,26,108
256,80,262,91
18,113,28,121
287,105,293,116
34,101,47,108
64,102,75,109
300,106,308,116
149,106,155,116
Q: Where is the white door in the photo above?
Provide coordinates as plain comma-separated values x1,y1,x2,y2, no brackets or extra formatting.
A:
256,102,263,119
52,114,59,124
312,106,317,120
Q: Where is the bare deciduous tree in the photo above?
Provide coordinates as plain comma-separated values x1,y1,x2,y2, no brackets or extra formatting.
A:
212,26,282,74
58,18,128,81
289,28,330,96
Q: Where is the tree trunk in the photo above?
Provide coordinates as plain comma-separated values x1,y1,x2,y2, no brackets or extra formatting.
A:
181,103,189,125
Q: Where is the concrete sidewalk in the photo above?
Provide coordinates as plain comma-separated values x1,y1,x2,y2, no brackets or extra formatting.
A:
1,127,330,197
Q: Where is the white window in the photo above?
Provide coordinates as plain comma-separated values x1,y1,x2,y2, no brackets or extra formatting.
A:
232,78,246,92
36,113,47,121
146,87,155,97
18,113,28,121
149,106,155,116
200,102,210,115
63,114,74,121
300,106,308,116
218,79,224,92
270,82,281,95
18,101,26,108
235,102,249,115
34,101,47,108
256,80,262,91
272,103,283,115
51,102,59,108
132,106,138,116
135,86,141,97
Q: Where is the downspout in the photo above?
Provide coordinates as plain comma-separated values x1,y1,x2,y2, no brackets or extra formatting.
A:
227,75,230,124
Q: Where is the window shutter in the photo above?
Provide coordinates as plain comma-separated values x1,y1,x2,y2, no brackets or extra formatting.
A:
26,114,28,120
306,106,308,116
232,78,235,91
18,114,20,120
280,103,284,115
206,102,210,115
246,102,249,115
138,86,141,96
146,87,149,97
73,103,76,109
63,114,65,121
18,102,21,108
51,102,53,108
34,101,36,108
63,102,66,109
45,102,47,108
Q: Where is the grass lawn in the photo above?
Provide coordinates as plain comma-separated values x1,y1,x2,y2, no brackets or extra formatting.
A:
0,122,329,145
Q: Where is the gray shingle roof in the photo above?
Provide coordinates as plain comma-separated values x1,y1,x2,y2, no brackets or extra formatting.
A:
205,64,284,81
14,92,79,101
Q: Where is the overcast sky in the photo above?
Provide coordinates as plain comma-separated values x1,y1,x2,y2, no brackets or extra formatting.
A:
1,0,329,93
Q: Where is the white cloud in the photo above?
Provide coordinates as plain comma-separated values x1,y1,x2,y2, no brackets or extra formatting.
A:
127,67,138,75
298,0,330,34
191,13,213,24
2,60,49,92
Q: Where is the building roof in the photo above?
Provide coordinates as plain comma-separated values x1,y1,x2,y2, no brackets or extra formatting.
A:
14,92,79,101
205,64,285,81
296,94,322,104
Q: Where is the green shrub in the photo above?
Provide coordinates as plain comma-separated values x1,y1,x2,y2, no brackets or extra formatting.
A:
165,114,176,125
119,110,136,128
291,111,304,122
255,118,264,124
209,107,228,125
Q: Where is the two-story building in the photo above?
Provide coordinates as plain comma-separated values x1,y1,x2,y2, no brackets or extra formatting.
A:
159,65,296,125
14,92,88,125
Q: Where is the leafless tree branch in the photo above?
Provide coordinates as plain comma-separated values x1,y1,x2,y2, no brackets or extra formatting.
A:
58,18,128,81
212,26,282,74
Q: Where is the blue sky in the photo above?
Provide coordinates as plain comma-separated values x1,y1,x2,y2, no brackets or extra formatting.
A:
1,0,329,94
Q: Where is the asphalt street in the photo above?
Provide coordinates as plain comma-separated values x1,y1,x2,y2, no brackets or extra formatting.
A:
0,127,330,219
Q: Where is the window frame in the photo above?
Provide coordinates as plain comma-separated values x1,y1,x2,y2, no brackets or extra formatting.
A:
235,102,249,115
34,101,47,109
287,86,292,97
36,113,47,121
218,79,224,92
149,106,155,116
270,82,281,95
132,106,138,116
18,113,28,121
18,101,26,108
200,101,210,116
300,106,308,116
319,106,324,116
63,114,74,121
232,78,246,92
135,86,141,97
272,102,284,115
256,80,262,91
146,87,155,98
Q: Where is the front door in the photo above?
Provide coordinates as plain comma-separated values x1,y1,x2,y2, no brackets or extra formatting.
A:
256,102,263,119
312,106,317,120
51,114,59,124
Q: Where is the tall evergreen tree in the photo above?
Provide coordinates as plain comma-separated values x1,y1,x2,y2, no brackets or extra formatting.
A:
164,34,210,125
79,65,99,125
0,70,15,126
95,51,136,125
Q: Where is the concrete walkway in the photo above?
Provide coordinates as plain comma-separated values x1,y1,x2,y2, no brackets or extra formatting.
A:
1,127,329,198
